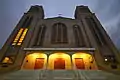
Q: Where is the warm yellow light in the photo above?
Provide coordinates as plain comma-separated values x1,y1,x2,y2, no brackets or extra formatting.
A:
28,53,47,60
14,38,18,41
13,40,17,42
20,38,24,40
12,43,16,45
12,28,28,46
31,53,39,59
18,28,28,44
12,28,24,45
80,54,88,59
17,43,21,45
19,40,23,42
48,53,71,70
2,57,10,63
49,53,69,59
72,53,92,60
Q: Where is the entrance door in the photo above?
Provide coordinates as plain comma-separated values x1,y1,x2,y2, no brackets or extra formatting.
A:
34,58,44,69
54,58,65,69
75,58,85,69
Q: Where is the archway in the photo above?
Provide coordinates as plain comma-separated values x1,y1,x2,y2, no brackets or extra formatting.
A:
72,53,98,70
21,53,47,70
48,53,71,70
54,58,65,69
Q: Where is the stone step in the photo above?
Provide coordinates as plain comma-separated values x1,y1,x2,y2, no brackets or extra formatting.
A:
1,70,120,80
40,70,77,80
2,70,41,80
77,70,120,80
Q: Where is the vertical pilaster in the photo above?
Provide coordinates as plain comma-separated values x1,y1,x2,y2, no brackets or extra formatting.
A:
74,5,96,48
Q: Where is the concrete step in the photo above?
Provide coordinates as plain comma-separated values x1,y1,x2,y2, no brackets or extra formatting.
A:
2,70,41,80
1,70,120,80
41,70,77,80
77,70,120,80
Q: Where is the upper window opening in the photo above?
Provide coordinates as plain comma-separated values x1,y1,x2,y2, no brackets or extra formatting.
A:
51,23,68,44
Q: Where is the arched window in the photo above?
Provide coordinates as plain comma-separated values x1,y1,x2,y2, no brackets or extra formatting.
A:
51,23,68,44
34,25,46,46
73,25,85,47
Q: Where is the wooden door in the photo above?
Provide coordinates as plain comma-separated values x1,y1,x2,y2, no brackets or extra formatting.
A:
75,58,85,69
54,58,65,69
34,58,44,69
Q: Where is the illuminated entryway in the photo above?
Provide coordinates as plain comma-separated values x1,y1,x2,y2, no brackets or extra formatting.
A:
72,53,98,70
21,53,47,70
54,58,65,69
48,53,71,70
75,58,85,69
34,58,44,69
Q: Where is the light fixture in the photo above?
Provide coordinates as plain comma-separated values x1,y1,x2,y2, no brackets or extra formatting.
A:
105,58,108,61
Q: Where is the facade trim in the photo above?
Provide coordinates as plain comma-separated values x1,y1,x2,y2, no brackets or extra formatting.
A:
24,48,95,51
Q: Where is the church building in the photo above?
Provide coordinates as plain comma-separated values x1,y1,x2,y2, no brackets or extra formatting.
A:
0,5,120,80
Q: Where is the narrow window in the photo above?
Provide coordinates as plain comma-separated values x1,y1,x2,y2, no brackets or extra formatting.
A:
51,24,56,43
17,28,28,45
73,25,85,47
12,28,28,46
62,23,68,43
12,16,33,46
12,28,24,45
34,25,46,46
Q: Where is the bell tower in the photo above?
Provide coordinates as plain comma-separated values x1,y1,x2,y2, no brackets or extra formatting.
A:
0,5,44,69
75,5,120,70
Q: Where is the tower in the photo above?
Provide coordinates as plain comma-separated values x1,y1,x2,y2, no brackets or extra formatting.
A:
75,5,120,71
0,5,44,69
0,5,120,80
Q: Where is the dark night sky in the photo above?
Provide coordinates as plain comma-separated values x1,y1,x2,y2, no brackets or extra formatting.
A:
0,0,120,49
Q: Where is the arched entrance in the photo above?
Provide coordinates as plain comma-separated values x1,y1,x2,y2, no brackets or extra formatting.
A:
48,53,71,70
72,53,98,70
21,53,47,70
54,58,65,69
